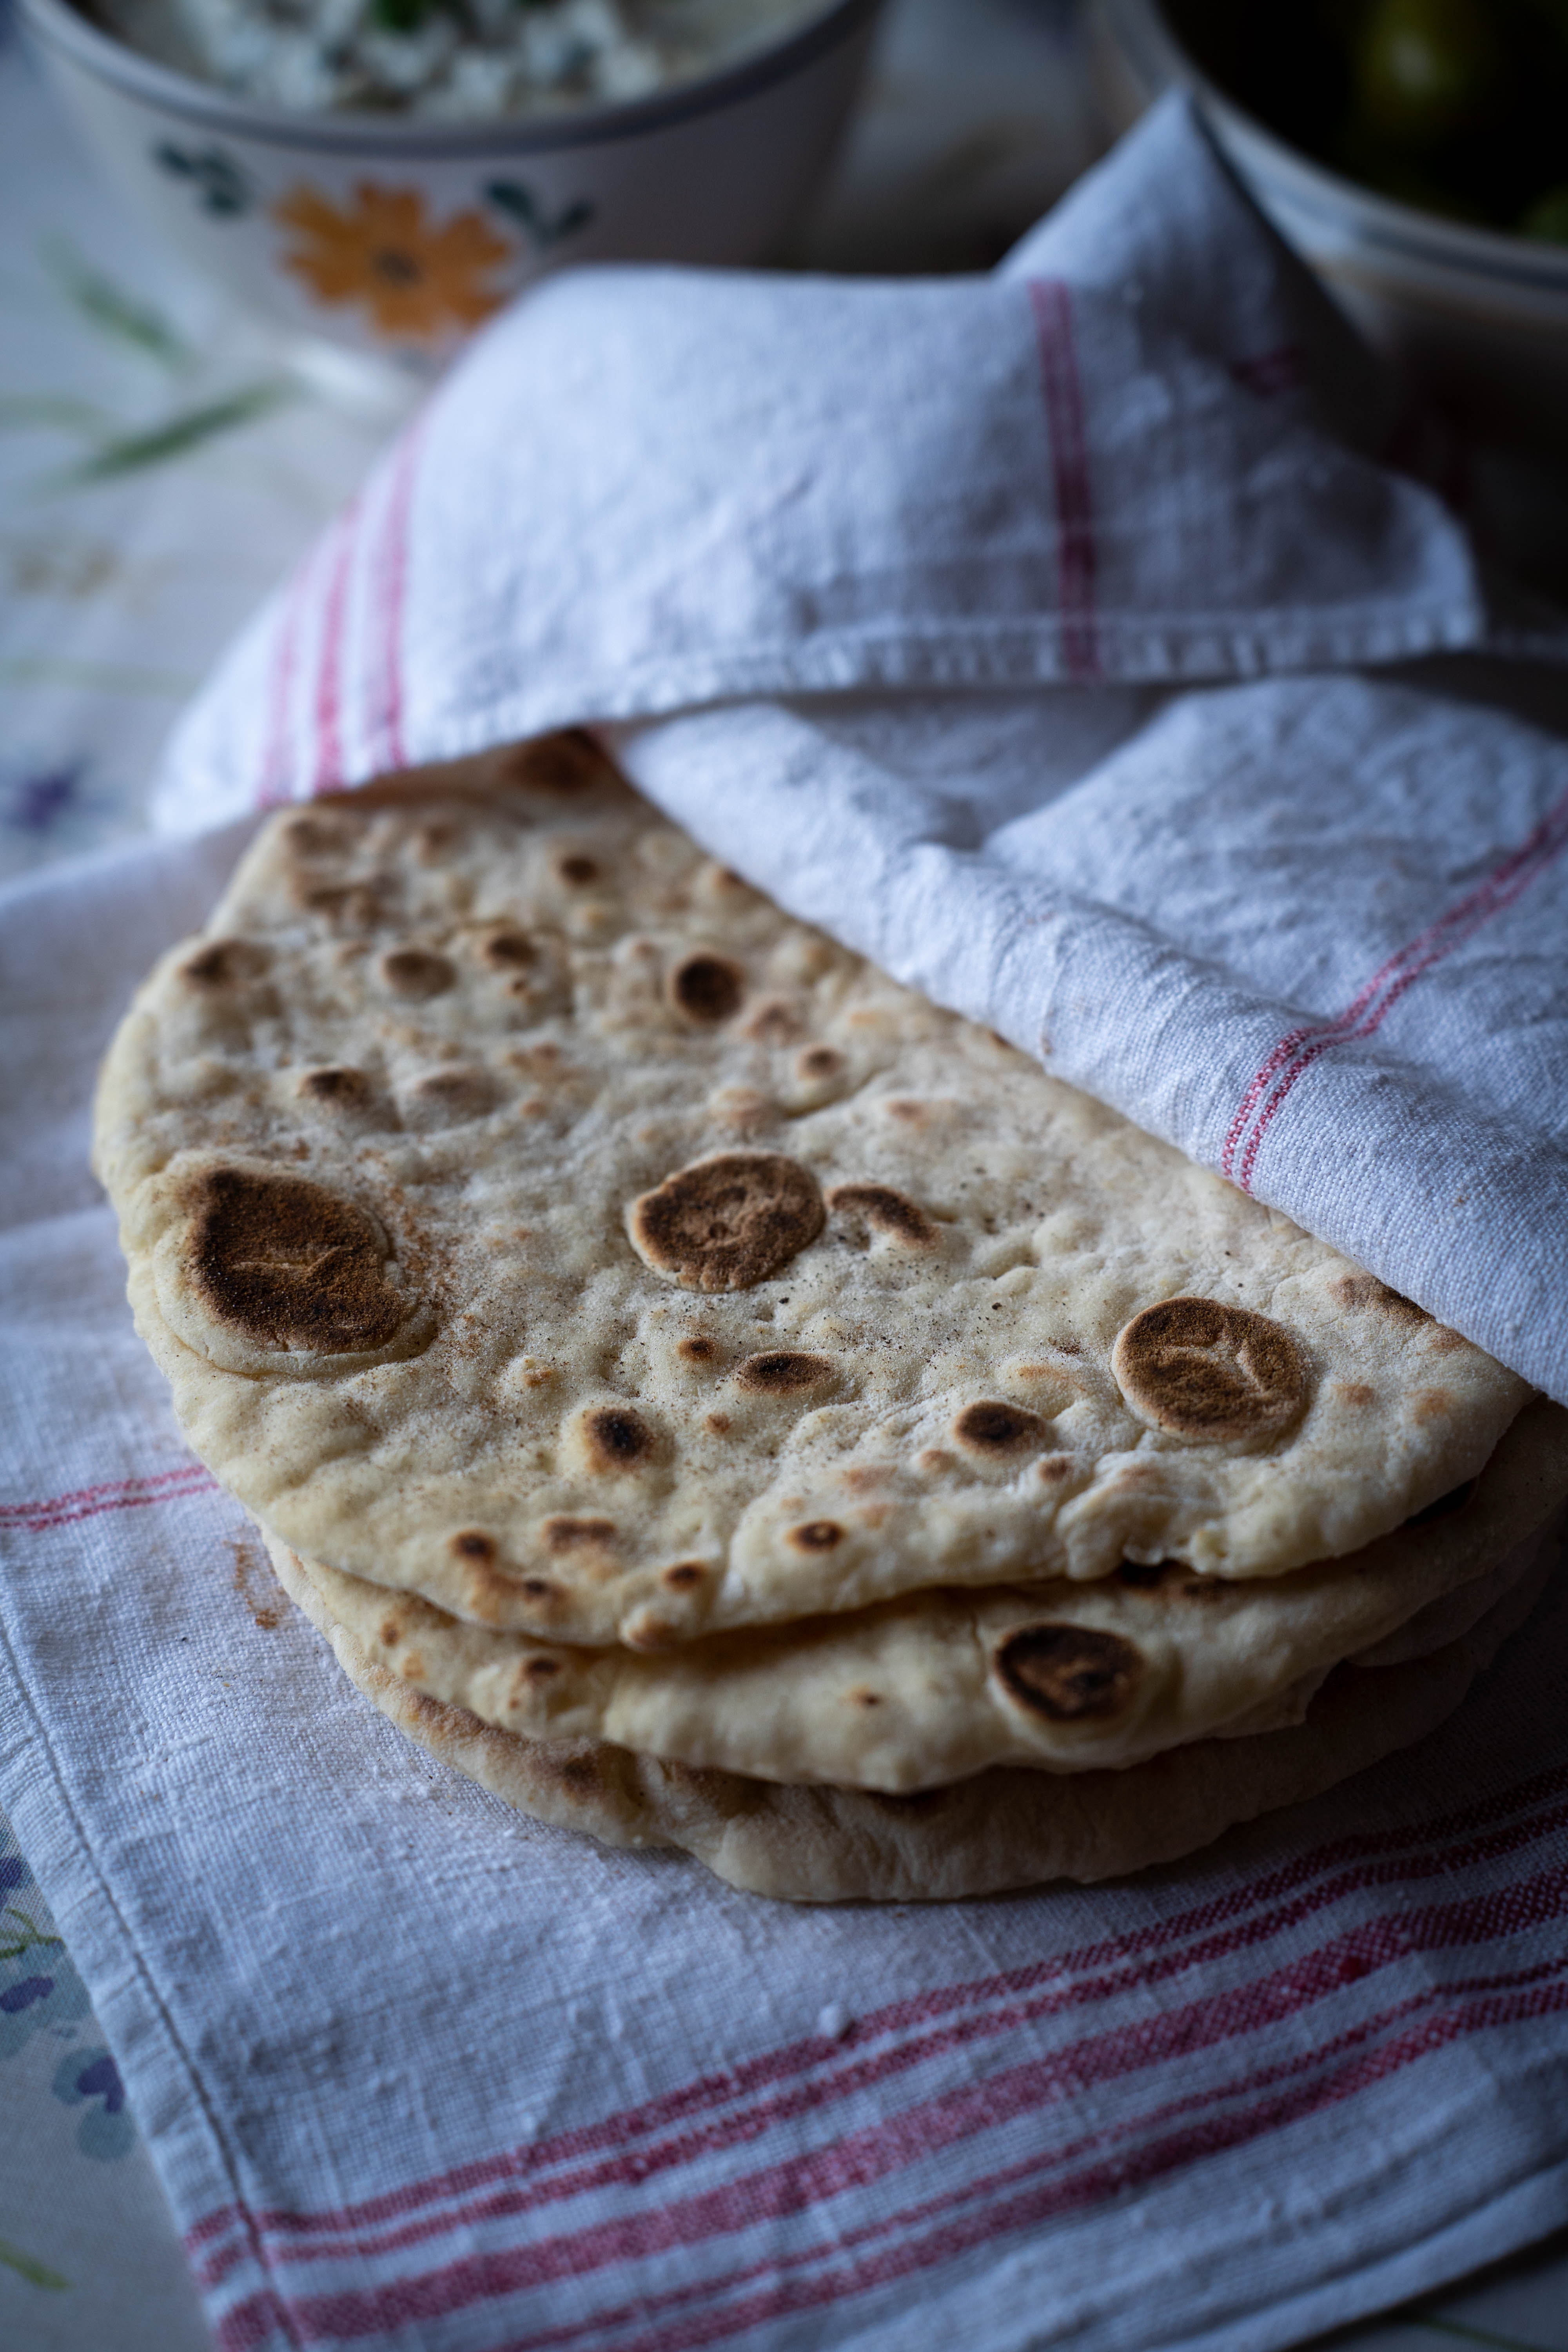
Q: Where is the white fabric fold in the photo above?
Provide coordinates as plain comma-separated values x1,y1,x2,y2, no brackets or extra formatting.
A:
156,98,1482,824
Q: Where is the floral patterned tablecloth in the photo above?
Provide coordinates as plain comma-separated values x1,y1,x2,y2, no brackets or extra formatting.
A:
2,0,1567,2344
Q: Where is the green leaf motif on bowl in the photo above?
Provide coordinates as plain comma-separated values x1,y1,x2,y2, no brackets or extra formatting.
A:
153,142,252,219
485,179,595,251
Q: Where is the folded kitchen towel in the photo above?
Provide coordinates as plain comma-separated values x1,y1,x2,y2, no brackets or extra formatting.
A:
156,93,1485,811
151,94,1568,1402
4,819,1568,2352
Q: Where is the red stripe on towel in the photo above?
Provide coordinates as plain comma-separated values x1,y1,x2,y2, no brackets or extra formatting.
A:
194,1793,1568,2292
480,1958,1568,2352
186,1760,1568,2276
368,423,425,776
309,498,363,799
0,1464,216,1534
1027,279,1100,682
493,1972,1568,2352
258,550,319,809
1223,777,1568,1191
209,1892,1568,2349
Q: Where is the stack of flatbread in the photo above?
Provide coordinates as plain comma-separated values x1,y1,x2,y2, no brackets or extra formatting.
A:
93,739,1568,1902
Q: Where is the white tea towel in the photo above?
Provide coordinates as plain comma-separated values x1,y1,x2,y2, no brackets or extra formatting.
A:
147,96,1568,1401
4,822,1568,2352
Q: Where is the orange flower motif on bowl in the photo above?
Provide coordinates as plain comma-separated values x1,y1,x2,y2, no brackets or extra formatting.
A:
273,182,512,340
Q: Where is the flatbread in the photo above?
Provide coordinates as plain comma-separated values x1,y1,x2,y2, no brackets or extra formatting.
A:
268,1531,1560,1903
265,1398,1568,1788
94,748,1530,1646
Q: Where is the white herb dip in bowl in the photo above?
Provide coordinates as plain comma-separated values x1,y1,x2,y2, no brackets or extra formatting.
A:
18,0,882,365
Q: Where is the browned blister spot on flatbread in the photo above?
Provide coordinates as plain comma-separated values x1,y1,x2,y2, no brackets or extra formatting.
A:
668,954,743,1025
297,1066,374,1109
542,1748,603,1794
543,1516,617,1553
580,1406,658,1472
557,853,599,886
450,1530,495,1563
629,1152,824,1292
186,1168,408,1353
733,1352,837,1396
797,1047,843,1080
828,1183,938,1250
1414,1388,1453,1425
1333,1273,1431,1328
181,938,270,988
409,1067,497,1121
478,926,535,969
662,1561,706,1590
380,947,454,999
1112,1297,1308,1444
993,1624,1144,1722
460,1561,547,1624
307,884,387,930
789,1520,843,1552
952,1401,1050,1458
677,1335,720,1365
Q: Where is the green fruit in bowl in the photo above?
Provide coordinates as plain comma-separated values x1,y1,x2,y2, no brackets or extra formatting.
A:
1352,0,1504,147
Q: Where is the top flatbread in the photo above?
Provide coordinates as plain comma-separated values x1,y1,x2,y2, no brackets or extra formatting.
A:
93,744,1530,1646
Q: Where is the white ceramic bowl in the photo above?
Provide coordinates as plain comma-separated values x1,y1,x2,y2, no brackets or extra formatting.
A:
1091,0,1568,456
18,0,882,366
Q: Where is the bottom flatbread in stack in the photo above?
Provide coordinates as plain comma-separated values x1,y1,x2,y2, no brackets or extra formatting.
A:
91,745,1568,1902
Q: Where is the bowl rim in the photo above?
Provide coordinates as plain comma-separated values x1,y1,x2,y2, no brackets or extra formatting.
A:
16,0,881,154
1112,0,1568,296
